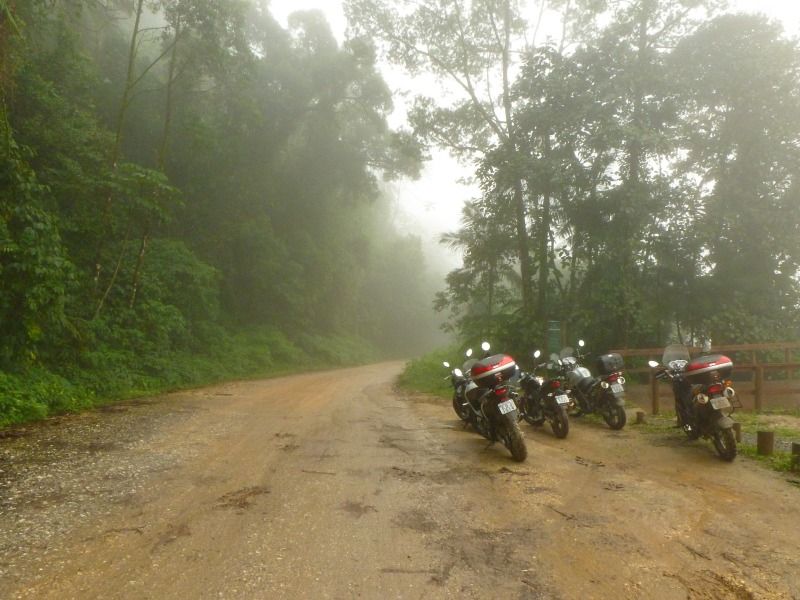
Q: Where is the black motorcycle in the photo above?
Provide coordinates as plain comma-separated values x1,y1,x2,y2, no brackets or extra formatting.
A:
518,350,571,439
442,347,479,422
648,344,739,461
561,341,627,430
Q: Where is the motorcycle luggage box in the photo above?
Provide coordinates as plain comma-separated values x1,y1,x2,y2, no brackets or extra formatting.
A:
471,354,516,386
685,354,733,383
595,353,624,375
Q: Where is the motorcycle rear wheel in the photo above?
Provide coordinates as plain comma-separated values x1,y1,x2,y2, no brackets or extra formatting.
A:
602,403,627,430
712,428,737,461
502,416,527,462
550,406,570,439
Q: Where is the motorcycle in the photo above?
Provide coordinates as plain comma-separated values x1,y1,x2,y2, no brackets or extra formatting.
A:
442,347,480,422
648,344,740,461
461,343,527,462
518,350,571,439
562,341,627,430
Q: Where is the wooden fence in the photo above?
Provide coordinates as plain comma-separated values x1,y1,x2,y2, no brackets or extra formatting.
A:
609,343,800,414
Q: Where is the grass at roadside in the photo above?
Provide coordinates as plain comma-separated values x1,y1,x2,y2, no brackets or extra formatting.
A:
396,347,458,399
0,330,381,429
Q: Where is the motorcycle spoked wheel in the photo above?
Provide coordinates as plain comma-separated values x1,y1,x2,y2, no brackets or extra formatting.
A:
549,406,570,439
500,416,527,462
601,402,627,430
452,394,470,422
712,428,737,461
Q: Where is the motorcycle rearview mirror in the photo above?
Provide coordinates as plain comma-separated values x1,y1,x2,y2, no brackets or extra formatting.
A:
533,350,541,359
578,339,585,347
481,341,491,352
453,368,463,377
443,361,450,368
648,360,659,368
465,348,473,358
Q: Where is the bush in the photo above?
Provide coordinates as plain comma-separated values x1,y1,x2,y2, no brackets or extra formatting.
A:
0,368,94,427
396,346,461,398
0,327,385,428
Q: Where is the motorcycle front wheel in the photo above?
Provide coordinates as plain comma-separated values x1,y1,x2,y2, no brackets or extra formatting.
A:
602,401,627,430
452,394,470,422
550,406,570,439
501,415,527,462
712,428,737,461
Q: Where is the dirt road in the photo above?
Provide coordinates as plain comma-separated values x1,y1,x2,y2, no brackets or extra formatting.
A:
1,362,798,599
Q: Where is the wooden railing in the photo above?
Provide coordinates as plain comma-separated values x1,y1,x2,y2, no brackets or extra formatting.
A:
609,343,800,413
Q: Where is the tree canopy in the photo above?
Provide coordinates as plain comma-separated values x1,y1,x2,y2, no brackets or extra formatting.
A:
349,0,800,353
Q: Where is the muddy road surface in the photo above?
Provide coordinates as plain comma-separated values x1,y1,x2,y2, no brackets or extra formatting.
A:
1,362,798,599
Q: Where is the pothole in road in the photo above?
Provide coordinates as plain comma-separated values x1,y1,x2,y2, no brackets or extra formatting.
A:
215,486,270,510
393,509,438,533
340,500,378,518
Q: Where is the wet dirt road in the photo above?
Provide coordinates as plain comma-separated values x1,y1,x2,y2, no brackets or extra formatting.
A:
0,362,798,599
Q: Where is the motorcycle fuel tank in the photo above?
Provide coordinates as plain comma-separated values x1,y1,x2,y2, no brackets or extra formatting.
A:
566,366,592,387
471,354,517,386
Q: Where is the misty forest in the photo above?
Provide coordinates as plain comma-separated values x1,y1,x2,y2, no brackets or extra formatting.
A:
2,0,800,424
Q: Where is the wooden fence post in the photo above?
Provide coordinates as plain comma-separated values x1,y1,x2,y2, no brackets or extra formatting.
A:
650,371,659,415
754,366,764,413
757,431,774,455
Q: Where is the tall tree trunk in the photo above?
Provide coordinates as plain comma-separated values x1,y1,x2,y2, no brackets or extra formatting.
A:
501,0,534,318
129,17,182,310
93,0,145,314
537,133,553,323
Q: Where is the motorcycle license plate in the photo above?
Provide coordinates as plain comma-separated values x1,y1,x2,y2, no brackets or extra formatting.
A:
497,399,517,415
611,384,624,394
710,396,730,410
555,394,570,405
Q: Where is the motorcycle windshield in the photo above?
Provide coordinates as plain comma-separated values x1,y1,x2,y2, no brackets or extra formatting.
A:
559,346,575,359
462,358,478,373
662,344,690,365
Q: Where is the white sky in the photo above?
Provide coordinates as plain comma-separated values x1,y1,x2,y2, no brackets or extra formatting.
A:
269,0,800,269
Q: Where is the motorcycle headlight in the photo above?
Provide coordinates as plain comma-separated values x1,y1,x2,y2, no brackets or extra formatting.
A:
600,381,609,389
696,393,709,404
453,368,463,377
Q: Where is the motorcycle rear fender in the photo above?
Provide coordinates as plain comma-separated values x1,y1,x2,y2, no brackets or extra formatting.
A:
599,388,624,407
716,415,734,430
484,394,518,420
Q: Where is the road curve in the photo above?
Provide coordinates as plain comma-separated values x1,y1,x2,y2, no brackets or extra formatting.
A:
0,362,798,599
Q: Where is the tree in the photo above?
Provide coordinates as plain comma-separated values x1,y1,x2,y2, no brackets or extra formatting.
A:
346,0,537,319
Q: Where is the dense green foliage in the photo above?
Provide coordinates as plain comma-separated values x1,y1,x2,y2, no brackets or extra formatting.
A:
0,1,442,425
349,0,800,356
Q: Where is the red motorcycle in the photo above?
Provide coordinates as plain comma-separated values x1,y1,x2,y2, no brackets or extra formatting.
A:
463,343,527,462
649,344,740,461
